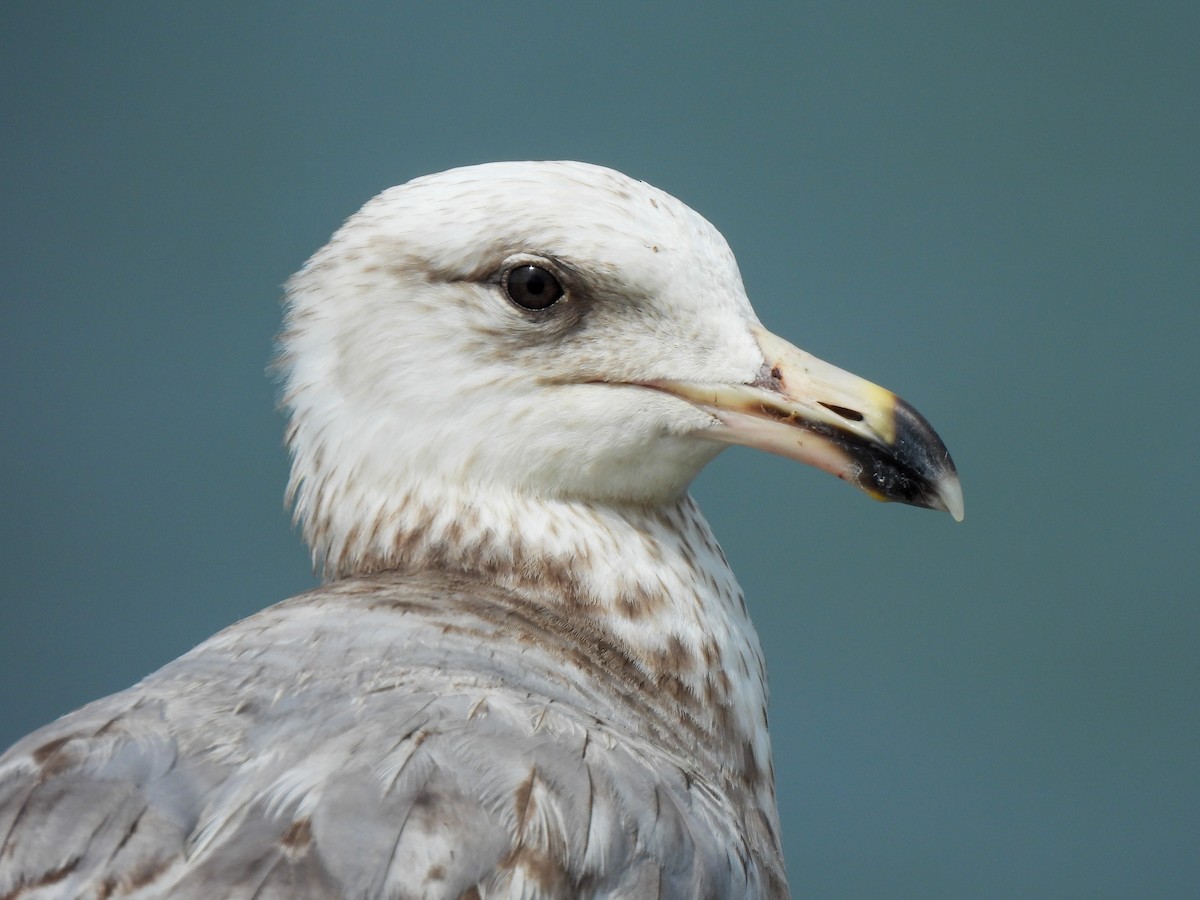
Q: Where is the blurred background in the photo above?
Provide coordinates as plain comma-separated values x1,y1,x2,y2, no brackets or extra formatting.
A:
2,3,1196,896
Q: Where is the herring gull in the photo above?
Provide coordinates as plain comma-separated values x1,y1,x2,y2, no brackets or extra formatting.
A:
0,161,961,899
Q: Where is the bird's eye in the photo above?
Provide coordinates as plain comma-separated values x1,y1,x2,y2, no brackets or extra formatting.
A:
504,265,564,310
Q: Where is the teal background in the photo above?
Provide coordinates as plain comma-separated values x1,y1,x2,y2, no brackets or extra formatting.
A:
2,3,1196,896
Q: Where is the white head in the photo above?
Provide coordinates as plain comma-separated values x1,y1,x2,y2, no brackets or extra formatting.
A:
279,161,961,579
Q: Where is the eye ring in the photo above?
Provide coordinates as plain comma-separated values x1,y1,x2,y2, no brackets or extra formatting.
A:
504,264,564,311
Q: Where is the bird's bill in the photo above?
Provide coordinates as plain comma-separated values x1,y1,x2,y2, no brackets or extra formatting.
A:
658,325,964,520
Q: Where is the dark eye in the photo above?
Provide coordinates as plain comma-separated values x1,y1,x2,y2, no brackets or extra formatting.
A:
504,265,564,310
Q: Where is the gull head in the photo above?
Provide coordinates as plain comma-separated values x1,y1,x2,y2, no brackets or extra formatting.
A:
279,161,962,575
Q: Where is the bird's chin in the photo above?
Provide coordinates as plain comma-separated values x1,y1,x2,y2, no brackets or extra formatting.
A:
562,431,725,507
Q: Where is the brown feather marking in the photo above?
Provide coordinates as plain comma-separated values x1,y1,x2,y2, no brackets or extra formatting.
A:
109,805,146,858
31,736,74,777
501,768,569,893
512,768,536,833
125,857,173,891
615,581,669,620
500,845,569,895
280,818,313,851
741,741,760,785
661,633,695,673
0,858,79,900
30,734,71,763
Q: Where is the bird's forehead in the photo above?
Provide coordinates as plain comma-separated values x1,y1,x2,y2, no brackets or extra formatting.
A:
364,161,744,296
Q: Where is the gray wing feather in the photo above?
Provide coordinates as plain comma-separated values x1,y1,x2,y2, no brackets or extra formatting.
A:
0,575,777,899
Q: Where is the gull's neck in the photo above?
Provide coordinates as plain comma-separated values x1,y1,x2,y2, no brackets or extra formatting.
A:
307,481,778,831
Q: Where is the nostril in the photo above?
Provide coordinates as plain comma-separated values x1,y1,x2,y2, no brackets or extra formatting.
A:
819,402,864,422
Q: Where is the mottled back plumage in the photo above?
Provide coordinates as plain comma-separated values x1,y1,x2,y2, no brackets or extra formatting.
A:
1,567,783,898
